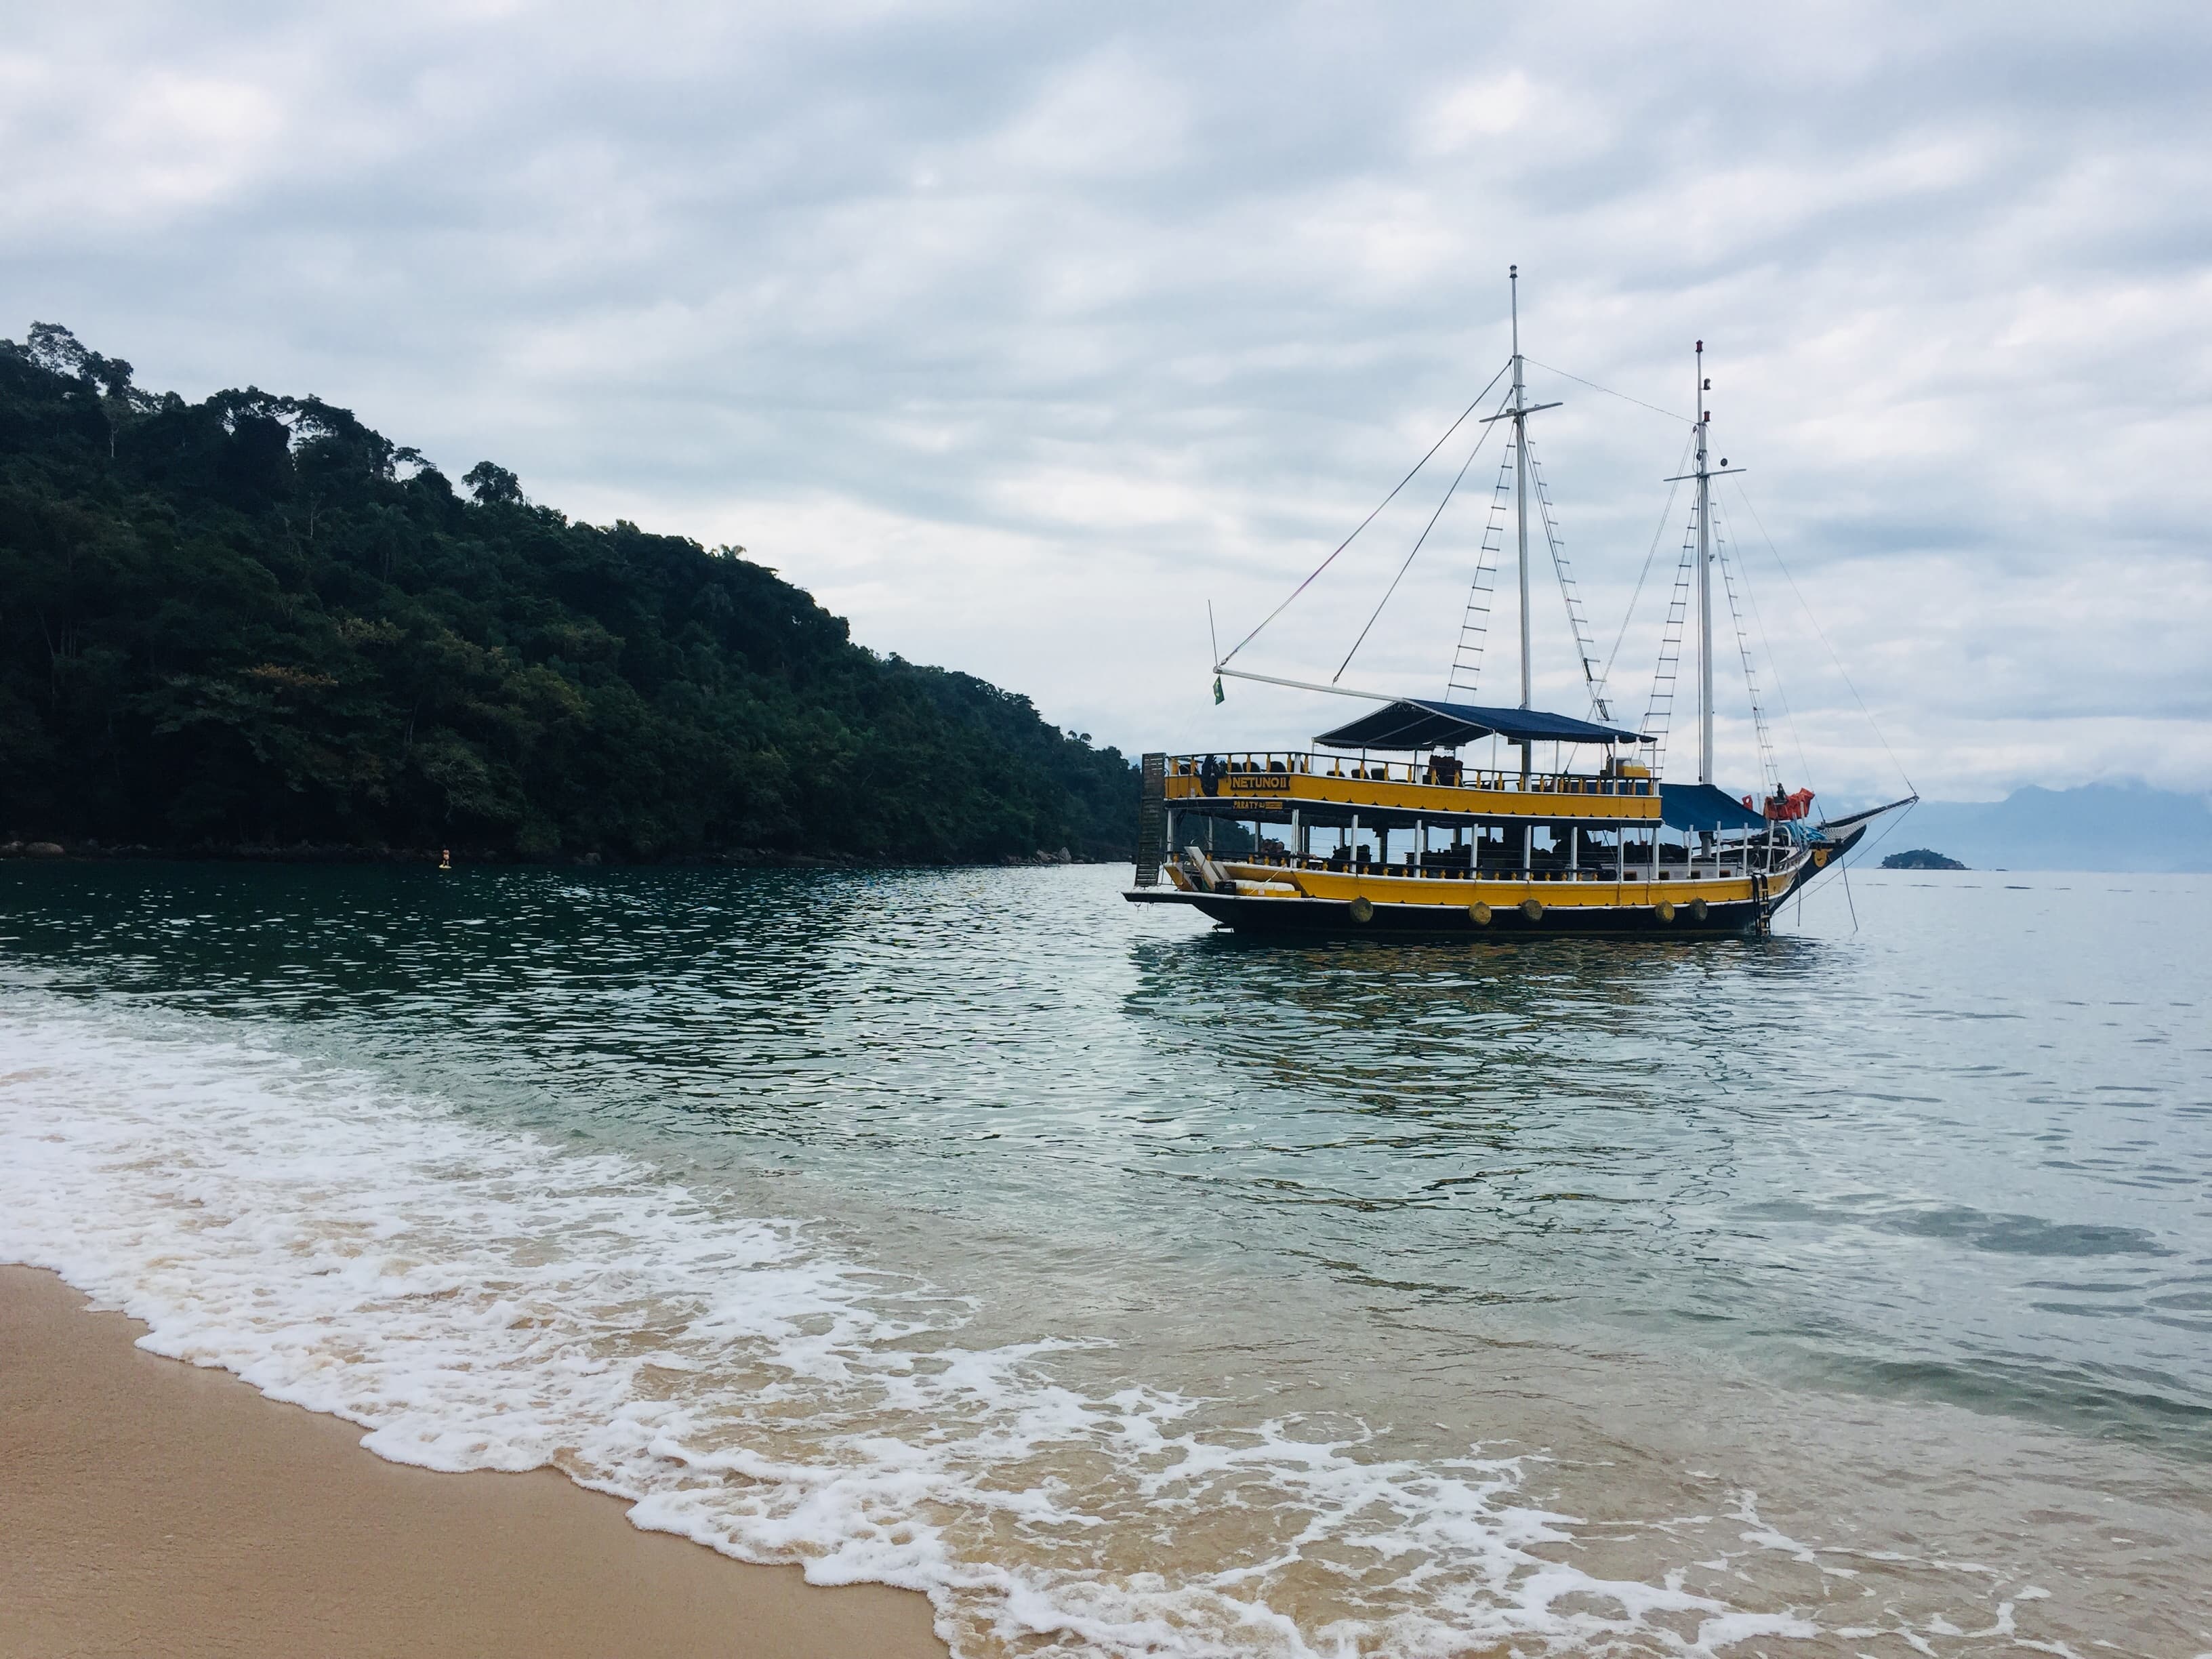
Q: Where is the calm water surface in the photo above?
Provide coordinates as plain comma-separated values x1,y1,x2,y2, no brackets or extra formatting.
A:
2,862,2206,1657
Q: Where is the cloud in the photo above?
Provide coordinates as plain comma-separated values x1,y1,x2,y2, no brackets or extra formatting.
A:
1416,72,1540,154
6,0,2209,803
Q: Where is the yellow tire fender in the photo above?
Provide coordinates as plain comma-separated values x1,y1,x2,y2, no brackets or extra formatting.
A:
1519,897,1544,922
1348,895,1375,924
1468,901,1491,926
1687,897,1708,922
1654,900,1676,923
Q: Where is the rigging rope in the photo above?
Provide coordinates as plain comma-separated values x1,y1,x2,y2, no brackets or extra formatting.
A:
1855,800,1920,865
1216,361,1510,668
1525,359,1691,424
1594,429,1696,716
1521,430,1612,720
1729,482,1917,797
1713,518,1780,792
1709,489,1918,937
1333,390,1507,682
1711,492,1818,798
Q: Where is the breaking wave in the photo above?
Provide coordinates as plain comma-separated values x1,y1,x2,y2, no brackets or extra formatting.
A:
0,991,1809,1658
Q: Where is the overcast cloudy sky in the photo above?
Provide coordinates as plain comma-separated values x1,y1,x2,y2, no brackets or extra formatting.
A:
8,1,2209,804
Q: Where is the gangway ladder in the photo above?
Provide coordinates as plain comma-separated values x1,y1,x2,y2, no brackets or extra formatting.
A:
1134,752,1168,885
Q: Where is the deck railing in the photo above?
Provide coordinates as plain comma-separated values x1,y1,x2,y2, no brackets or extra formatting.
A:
1210,851,1760,883
1168,752,1654,796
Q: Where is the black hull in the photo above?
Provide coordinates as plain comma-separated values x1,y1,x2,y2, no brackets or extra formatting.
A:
1161,892,1765,936
1776,821,1867,902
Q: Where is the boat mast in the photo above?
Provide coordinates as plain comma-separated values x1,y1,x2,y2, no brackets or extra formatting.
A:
1475,268,1557,775
1696,340,1713,785
1511,266,1531,715
1659,341,1744,787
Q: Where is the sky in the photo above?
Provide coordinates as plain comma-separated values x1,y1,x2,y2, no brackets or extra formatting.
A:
6,1,2210,805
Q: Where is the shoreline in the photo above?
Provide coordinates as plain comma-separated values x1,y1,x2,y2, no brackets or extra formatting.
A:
0,1265,948,1659
0,842,1115,869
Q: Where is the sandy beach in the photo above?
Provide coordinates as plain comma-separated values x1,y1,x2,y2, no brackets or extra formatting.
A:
0,1266,948,1659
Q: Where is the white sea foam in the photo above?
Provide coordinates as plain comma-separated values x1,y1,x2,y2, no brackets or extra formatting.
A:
1,993,1810,1658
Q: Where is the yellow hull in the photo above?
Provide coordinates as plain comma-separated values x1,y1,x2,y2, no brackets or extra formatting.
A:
1170,859,1761,911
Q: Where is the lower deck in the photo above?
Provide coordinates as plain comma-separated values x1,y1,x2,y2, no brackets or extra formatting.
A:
1129,826,1856,938
1169,851,1767,920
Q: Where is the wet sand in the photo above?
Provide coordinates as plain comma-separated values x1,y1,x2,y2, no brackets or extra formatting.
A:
0,1266,948,1659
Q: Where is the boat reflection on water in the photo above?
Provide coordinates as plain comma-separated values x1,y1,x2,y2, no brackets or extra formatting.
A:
1123,922,1827,1124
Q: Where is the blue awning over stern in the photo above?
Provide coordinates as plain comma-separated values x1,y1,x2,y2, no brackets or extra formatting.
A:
1658,783,1770,834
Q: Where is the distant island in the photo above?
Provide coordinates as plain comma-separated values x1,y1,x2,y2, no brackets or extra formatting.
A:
1884,785,2211,874
0,325,1136,865
1881,848,1967,871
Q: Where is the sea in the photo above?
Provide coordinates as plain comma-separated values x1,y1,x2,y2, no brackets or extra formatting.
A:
2,861,2206,1658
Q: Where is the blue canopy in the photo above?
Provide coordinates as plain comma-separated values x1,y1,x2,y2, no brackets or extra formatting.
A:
1659,783,1769,834
1315,698,1648,752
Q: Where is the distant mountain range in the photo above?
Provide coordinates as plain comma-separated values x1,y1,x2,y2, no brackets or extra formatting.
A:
1861,783,2211,873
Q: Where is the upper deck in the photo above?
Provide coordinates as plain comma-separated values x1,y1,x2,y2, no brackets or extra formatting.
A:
1164,751,1660,823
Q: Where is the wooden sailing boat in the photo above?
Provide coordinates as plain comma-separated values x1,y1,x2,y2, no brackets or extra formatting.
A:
1127,269,1913,935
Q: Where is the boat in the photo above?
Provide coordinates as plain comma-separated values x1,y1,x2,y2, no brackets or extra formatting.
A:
1126,270,1914,937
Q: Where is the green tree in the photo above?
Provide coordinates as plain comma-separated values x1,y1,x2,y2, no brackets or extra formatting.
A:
462,460,525,506
0,328,1136,863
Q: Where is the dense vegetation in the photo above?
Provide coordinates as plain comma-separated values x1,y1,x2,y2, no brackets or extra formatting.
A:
0,326,1136,863
1880,848,1967,870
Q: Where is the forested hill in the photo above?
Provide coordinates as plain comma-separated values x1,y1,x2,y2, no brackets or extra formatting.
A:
0,326,1136,864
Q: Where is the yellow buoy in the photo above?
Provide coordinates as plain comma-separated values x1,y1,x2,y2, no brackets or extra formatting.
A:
1520,897,1544,922
1348,895,1374,924
1469,901,1491,925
